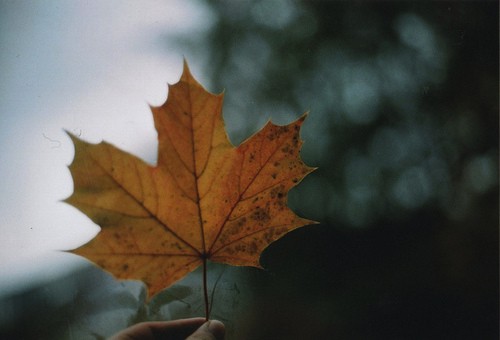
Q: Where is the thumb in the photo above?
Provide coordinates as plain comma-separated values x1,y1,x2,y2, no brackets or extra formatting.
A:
186,320,225,340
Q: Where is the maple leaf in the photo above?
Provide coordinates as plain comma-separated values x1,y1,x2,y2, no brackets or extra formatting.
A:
65,61,316,313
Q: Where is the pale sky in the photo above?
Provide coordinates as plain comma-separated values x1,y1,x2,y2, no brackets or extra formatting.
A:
0,0,214,295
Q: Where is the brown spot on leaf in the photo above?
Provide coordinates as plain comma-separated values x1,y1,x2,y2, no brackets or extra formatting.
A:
238,217,247,226
252,207,270,223
248,241,258,253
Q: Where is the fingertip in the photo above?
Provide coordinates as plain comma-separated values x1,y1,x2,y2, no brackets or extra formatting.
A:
187,319,225,340
207,320,225,339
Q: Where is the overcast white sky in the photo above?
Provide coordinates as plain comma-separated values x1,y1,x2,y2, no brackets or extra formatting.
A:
0,0,214,295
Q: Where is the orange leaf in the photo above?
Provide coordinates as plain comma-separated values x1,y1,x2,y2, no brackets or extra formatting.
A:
65,61,316,299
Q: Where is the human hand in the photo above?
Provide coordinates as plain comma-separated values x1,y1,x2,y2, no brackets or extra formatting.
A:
109,317,225,340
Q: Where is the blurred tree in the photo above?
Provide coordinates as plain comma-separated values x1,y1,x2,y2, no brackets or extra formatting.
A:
175,0,497,229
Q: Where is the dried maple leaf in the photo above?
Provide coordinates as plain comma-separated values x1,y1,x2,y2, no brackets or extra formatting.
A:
65,61,316,315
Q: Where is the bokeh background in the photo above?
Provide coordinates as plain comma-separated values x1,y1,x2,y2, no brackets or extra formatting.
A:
0,1,498,339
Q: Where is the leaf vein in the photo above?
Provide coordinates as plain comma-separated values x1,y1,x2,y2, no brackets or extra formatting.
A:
161,112,195,177
195,95,219,179
89,148,200,255
208,131,290,253
211,223,291,256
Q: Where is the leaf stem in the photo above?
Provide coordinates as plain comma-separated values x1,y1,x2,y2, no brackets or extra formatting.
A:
202,255,210,321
